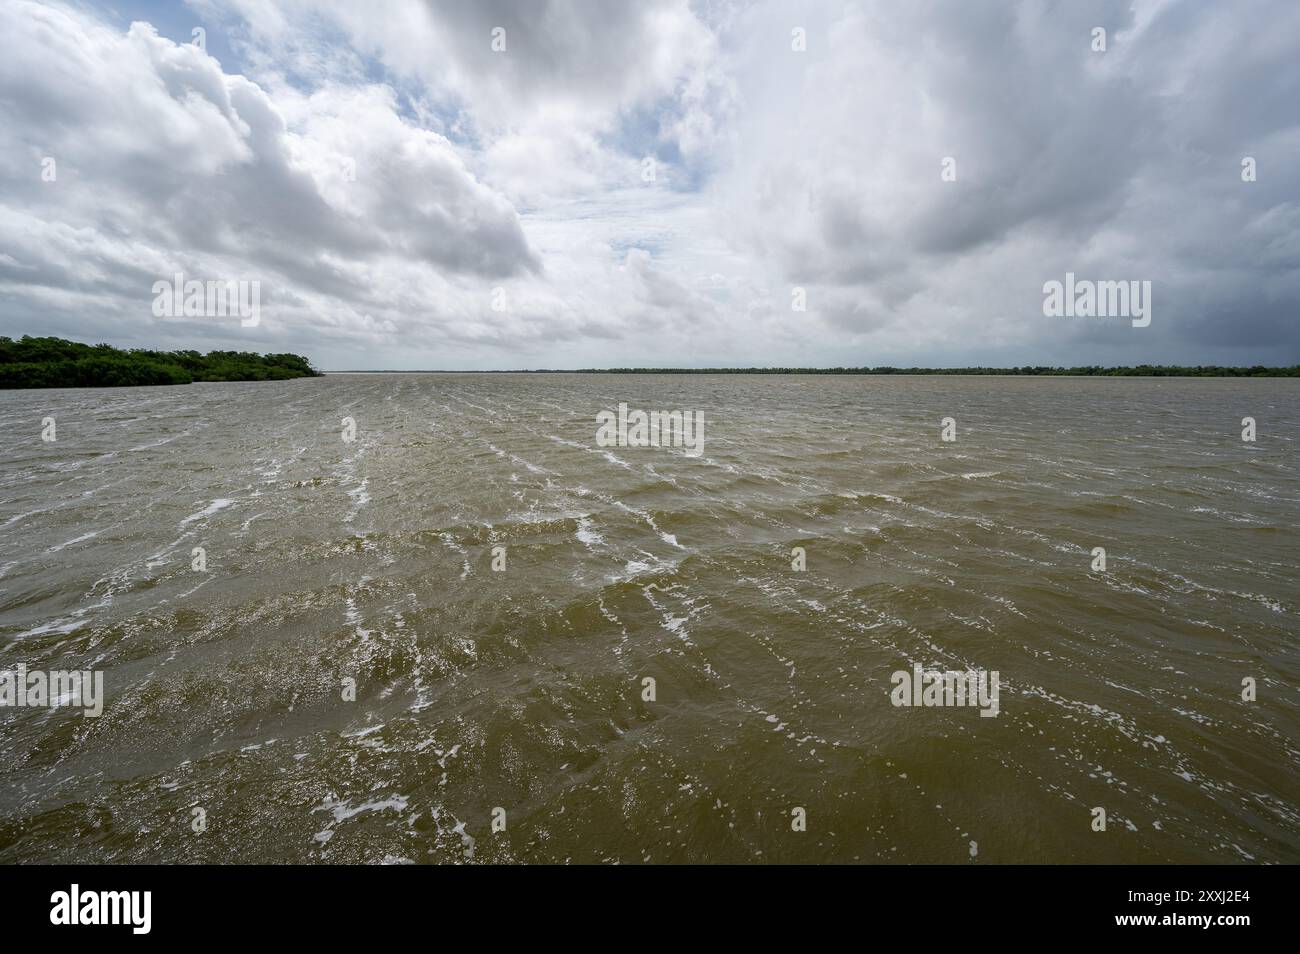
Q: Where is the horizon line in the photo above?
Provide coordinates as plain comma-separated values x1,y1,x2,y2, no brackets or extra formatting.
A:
321,365,1300,376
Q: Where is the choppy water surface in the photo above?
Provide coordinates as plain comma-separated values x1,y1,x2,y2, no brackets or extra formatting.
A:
1,374,1296,863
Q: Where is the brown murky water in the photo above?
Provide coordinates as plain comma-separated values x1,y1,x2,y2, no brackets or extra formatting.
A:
1,374,1296,863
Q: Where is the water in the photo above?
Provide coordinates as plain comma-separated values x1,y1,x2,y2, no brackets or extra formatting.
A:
0,374,1296,863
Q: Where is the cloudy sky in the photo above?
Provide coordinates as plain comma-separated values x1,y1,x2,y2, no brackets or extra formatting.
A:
1,0,1296,370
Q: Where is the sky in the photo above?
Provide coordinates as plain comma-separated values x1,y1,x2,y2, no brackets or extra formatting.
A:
0,0,1296,370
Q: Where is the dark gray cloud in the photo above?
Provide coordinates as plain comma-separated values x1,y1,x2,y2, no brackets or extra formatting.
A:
717,0,1300,364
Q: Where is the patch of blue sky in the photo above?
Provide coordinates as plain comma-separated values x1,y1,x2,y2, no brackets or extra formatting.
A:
94,2,473,145
606,99,711,194
95,0,237,67
609,237,665,258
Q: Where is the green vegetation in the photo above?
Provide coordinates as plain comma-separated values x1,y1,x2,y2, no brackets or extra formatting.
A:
0,336,321,388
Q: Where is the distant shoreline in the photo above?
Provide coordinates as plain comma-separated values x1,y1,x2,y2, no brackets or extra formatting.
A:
326,366,1300,377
